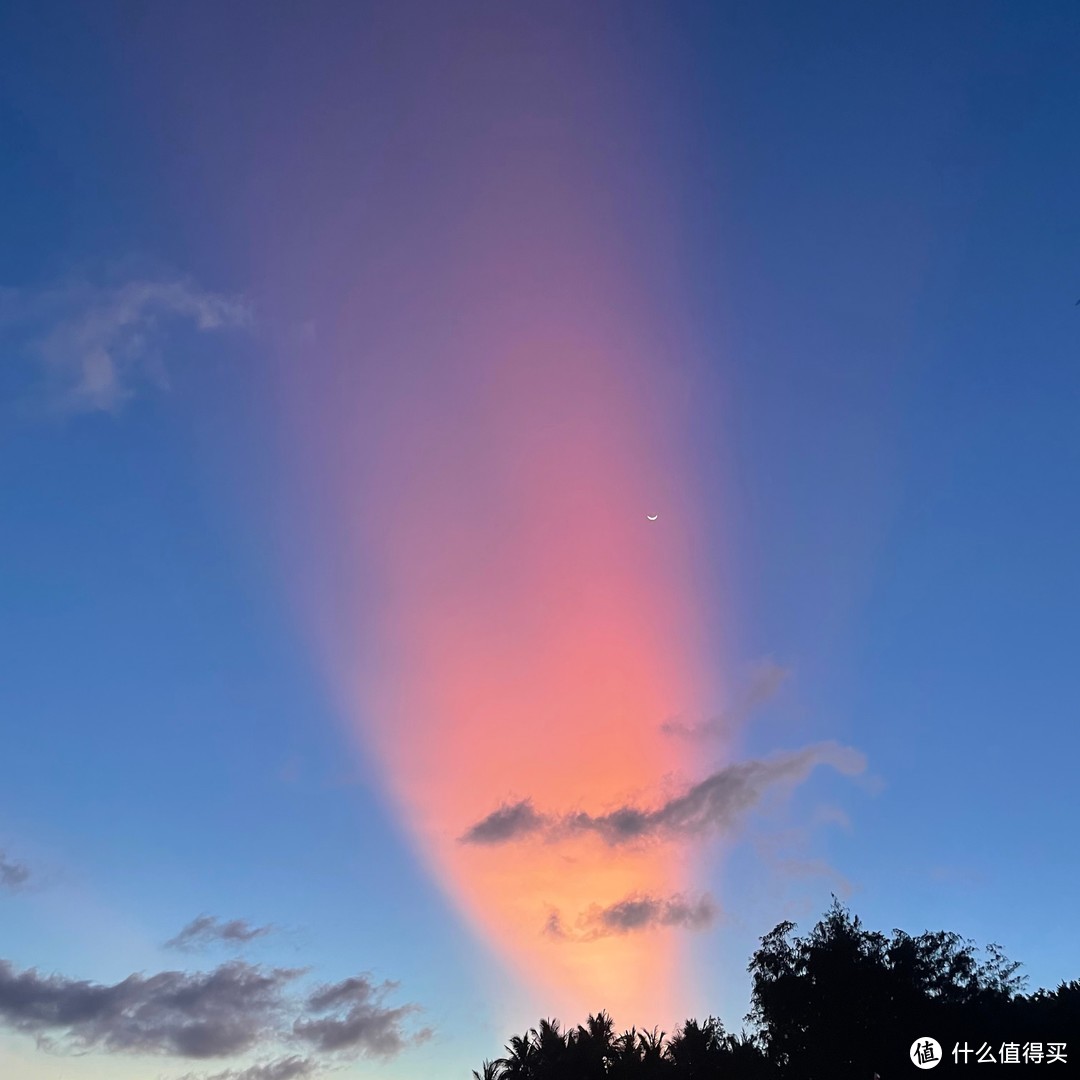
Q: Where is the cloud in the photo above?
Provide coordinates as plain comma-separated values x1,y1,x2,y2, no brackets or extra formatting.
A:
662,658,791,739
0,958,301,1059
0,949,427,1073
2,276,250,414
588,892,718,934
0,851,30,890
292,976,422,1059
166,916,275,952
459,800,547,845
175,1056,319,1080
462,741,866,847
546,892,719,942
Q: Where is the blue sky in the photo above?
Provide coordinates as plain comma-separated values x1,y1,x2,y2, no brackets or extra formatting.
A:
2,3,1079,1078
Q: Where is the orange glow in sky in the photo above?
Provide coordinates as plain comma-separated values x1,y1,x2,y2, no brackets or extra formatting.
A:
300,291,717,1025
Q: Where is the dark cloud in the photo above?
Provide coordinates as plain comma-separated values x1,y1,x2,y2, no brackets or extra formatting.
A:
587,892,718,935
662,659,791,739
166,916,274,952
293,975,421,1058
0,852,30,890
0,944,428,1074
546,893,719,942
460,799,548,845
176,1056,319,1080
0,958,302,1058
462,742,866,847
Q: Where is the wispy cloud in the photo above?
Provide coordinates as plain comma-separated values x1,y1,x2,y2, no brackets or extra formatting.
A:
293,976,425,1058
176,1056,319,1080
662,659,791,740
461,741,866,847
546,892,719,942
166,916,275,952
0,851,30,890
2,275,250,414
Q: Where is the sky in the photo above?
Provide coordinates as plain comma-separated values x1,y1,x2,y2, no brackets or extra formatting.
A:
1,1,1079,1078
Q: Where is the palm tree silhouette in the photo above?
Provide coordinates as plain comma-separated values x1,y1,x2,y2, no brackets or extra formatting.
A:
566,1011,616,1075
499,1031,538,1079
666,1017,727,1077
535,1018,568,1077
635,1027,668,1079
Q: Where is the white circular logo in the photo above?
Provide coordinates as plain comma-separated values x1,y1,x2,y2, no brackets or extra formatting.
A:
910,1037,943,1069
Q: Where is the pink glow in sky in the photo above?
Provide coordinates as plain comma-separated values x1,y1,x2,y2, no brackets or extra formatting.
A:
256,9,725,1027
280,223,721,1025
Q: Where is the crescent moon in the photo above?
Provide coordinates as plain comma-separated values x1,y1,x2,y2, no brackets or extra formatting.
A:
647,514,658,521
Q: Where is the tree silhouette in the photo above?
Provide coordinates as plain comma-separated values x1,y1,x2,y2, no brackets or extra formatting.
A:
500,1030,539,1079
534,1017,569,1077
475,898,1078,1078
666,1017,727,1077
566,1011,617,1076
634,1027,669,1079
747,897,1031,1077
